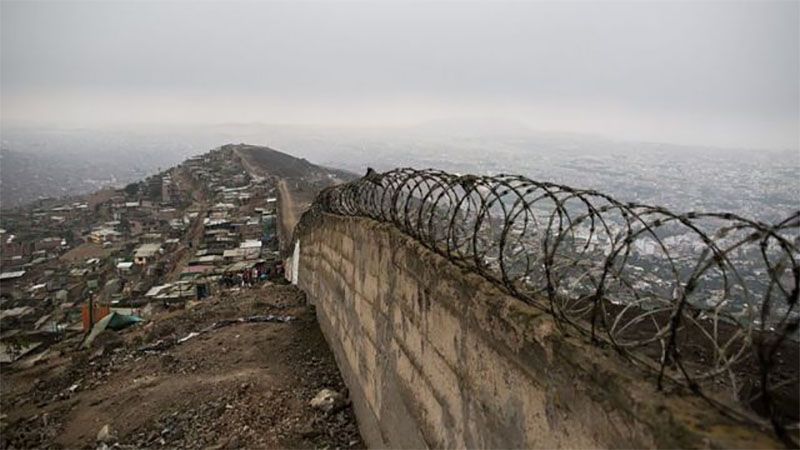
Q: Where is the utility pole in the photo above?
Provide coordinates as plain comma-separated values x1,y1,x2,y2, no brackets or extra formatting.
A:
87,291,94,333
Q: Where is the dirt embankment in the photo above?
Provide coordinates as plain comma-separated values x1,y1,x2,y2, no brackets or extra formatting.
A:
0,285,363,450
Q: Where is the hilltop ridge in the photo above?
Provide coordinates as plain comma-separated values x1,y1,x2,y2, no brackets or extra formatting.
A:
227,144,356,182
228,144,356,254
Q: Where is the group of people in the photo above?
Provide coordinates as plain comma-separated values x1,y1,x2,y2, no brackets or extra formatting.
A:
218,267,261,288
217,262,284,288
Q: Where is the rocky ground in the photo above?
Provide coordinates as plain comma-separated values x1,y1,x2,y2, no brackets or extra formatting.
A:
0,284,363,449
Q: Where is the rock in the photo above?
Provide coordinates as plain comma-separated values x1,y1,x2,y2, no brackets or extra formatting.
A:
96,424,113,443
309,388,344,413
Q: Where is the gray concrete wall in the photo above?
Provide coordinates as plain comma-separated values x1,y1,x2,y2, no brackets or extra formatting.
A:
295,213,779,449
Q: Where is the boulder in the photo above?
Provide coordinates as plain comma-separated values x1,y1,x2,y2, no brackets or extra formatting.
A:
309,388,344,413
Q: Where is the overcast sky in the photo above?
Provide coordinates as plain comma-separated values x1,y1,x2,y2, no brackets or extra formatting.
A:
1,1,798,149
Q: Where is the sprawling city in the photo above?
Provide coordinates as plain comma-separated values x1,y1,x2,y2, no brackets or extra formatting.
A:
2,1,798,449
1,145,362,448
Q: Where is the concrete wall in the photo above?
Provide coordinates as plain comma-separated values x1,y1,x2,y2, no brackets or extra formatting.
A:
295,213,779,449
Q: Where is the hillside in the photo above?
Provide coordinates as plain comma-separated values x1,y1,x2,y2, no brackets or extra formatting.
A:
0,286,363,449
228,144,356,182
230,144,358,253
0,144,363,449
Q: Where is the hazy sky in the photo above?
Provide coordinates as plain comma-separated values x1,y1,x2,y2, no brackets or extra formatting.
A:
2,1,798,149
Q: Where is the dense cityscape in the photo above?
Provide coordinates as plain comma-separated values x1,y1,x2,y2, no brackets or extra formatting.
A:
0,145,363,448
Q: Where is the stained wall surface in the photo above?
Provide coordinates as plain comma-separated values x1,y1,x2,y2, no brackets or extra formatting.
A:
294,213,779,449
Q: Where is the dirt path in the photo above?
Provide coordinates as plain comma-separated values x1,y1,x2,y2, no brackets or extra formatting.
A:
164,204,207,282
164,168,209,282
233,148,263,180
277,179,299,245
234,147,302,253
0,285,363,449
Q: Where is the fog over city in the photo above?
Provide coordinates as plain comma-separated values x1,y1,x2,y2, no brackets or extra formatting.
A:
1,1,798,213
3,0,798,148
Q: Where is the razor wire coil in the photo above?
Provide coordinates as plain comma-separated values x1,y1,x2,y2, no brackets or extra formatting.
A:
296,167,800,446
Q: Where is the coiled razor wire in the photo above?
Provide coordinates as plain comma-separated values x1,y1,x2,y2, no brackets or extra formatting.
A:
295,168,800,446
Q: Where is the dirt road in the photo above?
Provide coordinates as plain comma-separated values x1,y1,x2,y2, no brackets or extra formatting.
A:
277,179,299,245
164,167,209,282
0,285,363,449
235,146,303,253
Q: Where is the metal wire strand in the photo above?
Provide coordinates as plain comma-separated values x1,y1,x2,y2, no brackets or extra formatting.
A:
296,168,800,446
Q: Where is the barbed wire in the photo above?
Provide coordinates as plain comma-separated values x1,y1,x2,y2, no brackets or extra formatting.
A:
296,167,800,446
